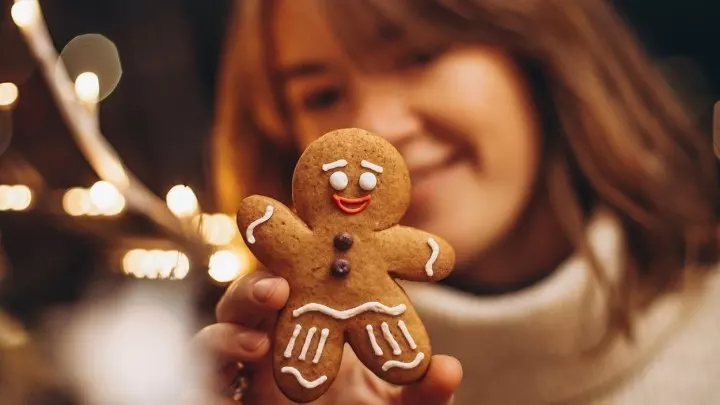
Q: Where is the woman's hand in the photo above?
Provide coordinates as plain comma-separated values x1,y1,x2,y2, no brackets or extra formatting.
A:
192,271,463,404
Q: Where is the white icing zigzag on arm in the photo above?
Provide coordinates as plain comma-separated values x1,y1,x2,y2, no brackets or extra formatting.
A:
292,302,407,319
281,367,328,389
246,205,274,244
425,238,439,277
381,352,425,371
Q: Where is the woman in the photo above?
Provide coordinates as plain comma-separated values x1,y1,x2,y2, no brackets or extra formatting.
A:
196,0,720,403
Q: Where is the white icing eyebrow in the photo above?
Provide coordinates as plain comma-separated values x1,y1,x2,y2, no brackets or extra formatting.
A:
361,160,384,173
322,159,347,171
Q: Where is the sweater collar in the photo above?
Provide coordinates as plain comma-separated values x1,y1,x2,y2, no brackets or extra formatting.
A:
404,210,700,404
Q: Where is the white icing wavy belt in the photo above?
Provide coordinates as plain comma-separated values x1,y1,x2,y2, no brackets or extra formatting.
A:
292,302,407,319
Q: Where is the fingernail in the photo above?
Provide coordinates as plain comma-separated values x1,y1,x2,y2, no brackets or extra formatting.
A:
253,278,279,302
238,331,267,352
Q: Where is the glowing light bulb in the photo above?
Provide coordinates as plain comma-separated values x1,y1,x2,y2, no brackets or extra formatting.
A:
0,185,32,211
165,185,198,217
74,72,100,104
103,197,125,216
196,213,237,246
122,249,146,276
11,0,39,29
136,250,156,278
208,249,249,283
170,253,190,279
9,185,32,211
0,185,11,211
0,83,19,108
162,251,190,280
121,249,190,280
89,181,124,215
63,188,90,216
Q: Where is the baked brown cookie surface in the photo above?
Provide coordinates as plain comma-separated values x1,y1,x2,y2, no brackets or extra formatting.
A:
236,128,455,403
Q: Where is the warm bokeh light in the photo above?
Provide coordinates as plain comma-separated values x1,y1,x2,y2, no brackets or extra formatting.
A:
60,33,124,102
63,188,90,216
89,181,125,215
208,249,250,283
63,186,123,216
10,0,39,29
122,249,190,280
0,83,19,108
74,72,100,104
122,249,144,275
166,185,198,217
103,197,125,215
194,213,237,246
0,185,32,211
171,254,191,279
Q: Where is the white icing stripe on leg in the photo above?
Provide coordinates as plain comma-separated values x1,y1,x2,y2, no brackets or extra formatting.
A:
312,328,330,364
281,366,328,389
381,322,401,355
382,352,425,371
366,325,383,356
246,205,274,244
292,302,406,319
425,238,439,277
397,320,417,350
284,324,302,358
298,327,317,361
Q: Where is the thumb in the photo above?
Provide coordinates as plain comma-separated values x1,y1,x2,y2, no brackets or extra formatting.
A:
396,355,463,405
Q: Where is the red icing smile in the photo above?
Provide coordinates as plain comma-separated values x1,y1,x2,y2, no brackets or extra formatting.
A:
332,194,371,214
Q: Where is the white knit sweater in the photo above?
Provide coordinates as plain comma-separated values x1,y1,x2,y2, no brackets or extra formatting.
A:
404,213,720,404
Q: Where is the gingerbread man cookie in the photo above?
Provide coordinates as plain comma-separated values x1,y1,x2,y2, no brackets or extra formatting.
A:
236,128,455,403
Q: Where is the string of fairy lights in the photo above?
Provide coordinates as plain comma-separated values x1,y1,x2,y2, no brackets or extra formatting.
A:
2,0,252,284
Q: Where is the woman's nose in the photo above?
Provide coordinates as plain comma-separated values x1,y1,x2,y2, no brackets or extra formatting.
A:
355,84,422,148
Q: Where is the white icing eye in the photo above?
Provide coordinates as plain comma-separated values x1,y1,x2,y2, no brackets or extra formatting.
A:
358,172,377,191
329,171,348,190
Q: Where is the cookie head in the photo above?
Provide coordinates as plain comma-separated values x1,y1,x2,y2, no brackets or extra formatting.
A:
292,128,411,230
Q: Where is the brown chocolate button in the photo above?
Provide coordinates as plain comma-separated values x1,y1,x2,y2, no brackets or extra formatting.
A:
333,232,353,251
330,258,351,277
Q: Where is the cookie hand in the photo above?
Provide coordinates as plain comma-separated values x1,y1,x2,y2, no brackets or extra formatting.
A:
236,195,312,271
374,226,455,282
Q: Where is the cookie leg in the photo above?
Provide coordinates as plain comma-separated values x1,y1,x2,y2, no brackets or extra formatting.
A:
347,314,431,385
273,315,344,403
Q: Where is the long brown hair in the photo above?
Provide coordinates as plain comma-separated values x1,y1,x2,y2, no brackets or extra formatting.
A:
212,0,718,332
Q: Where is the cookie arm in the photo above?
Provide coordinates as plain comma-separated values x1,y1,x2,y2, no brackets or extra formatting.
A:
236,195,312,268
374,226,455,282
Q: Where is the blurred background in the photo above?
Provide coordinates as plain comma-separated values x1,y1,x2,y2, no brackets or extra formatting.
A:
0,0,719,403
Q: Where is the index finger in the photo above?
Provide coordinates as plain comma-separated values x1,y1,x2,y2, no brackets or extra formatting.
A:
215,270,290,328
